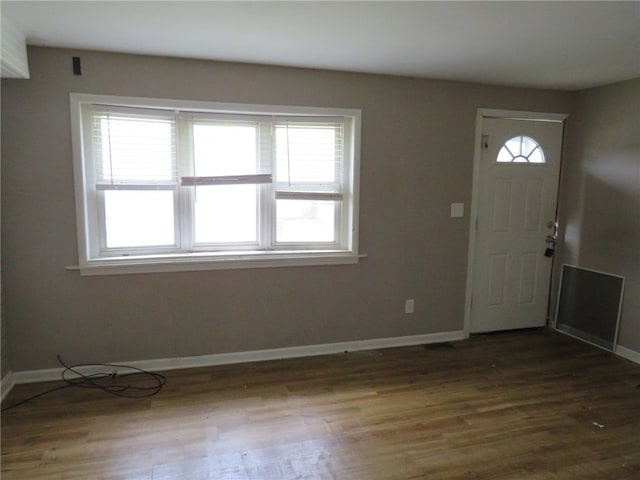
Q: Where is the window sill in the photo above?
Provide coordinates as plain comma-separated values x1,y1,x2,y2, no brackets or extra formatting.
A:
66,251,367,276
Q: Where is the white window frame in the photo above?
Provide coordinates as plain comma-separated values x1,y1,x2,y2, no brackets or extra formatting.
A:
69,93,362,276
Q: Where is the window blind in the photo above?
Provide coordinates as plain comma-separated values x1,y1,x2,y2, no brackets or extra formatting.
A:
274,122,344,200
92,106,177,190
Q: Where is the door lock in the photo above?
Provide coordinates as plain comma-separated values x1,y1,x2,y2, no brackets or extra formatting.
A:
545,235,556,257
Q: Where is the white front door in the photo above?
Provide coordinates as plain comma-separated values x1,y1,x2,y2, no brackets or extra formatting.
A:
469,114,565,333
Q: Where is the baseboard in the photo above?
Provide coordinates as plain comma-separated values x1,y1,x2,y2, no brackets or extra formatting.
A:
615,344,640,365
552,326,640,364
12,330,468,385
554,326,640,365
1,370,15,401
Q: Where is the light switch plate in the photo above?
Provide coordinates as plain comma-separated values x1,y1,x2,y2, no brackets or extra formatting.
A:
405,299,415,314
450,203,464,217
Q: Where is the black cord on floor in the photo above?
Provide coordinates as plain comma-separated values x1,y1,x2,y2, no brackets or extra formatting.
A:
1,355,166,412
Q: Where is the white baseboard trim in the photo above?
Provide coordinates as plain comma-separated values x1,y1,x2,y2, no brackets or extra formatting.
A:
11,330,468,385
554,326,640,365
615,345,640,365
1,370,15,401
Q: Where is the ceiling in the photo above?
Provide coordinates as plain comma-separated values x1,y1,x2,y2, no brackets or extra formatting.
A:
2,1,639,91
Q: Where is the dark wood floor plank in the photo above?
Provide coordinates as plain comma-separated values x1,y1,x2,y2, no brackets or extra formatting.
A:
2,330,639,479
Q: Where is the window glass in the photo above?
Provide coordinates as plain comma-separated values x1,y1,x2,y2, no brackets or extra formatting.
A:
497,136,545,164
275,124,342,188
276,199,336,243
194,185,258,244
104,190,175,248
95,113,175,184
193,123,258,176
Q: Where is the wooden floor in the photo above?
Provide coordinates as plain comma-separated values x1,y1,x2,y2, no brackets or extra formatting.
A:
2,330,639,479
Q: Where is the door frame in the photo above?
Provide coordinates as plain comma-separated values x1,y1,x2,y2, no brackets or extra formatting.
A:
463,108,569,336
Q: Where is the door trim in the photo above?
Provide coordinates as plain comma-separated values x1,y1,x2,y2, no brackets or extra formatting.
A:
463,109,568,336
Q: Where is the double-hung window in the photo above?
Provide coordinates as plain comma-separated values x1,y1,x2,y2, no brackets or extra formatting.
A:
70,94,361,275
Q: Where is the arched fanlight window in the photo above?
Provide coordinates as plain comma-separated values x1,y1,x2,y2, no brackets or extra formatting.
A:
497,136,545,164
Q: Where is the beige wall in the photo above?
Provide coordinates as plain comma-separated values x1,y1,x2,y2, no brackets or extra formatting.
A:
555,78,640,353
1,226,7,380
1,292,8,380
1,109,8,379
1,47,572,371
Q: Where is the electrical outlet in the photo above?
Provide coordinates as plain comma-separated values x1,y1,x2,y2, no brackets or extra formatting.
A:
405,299,415,314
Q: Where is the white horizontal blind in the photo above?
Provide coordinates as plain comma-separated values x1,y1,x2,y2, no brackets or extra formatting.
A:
92,106,177,190
180,175,272,186
274,121,344,200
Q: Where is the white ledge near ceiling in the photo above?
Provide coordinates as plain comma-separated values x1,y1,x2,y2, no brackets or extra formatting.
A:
1,16,30,79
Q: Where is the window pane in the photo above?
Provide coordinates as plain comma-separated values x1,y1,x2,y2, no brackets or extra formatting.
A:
194,185,257,244
193,123,258,176
496,146,513,163
275,124,341,186
276,199,335,243
528,147,545,164
504,137,522,157
96,114,175,183
104,191,175,248
521,136,538,157
496,136,545,164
